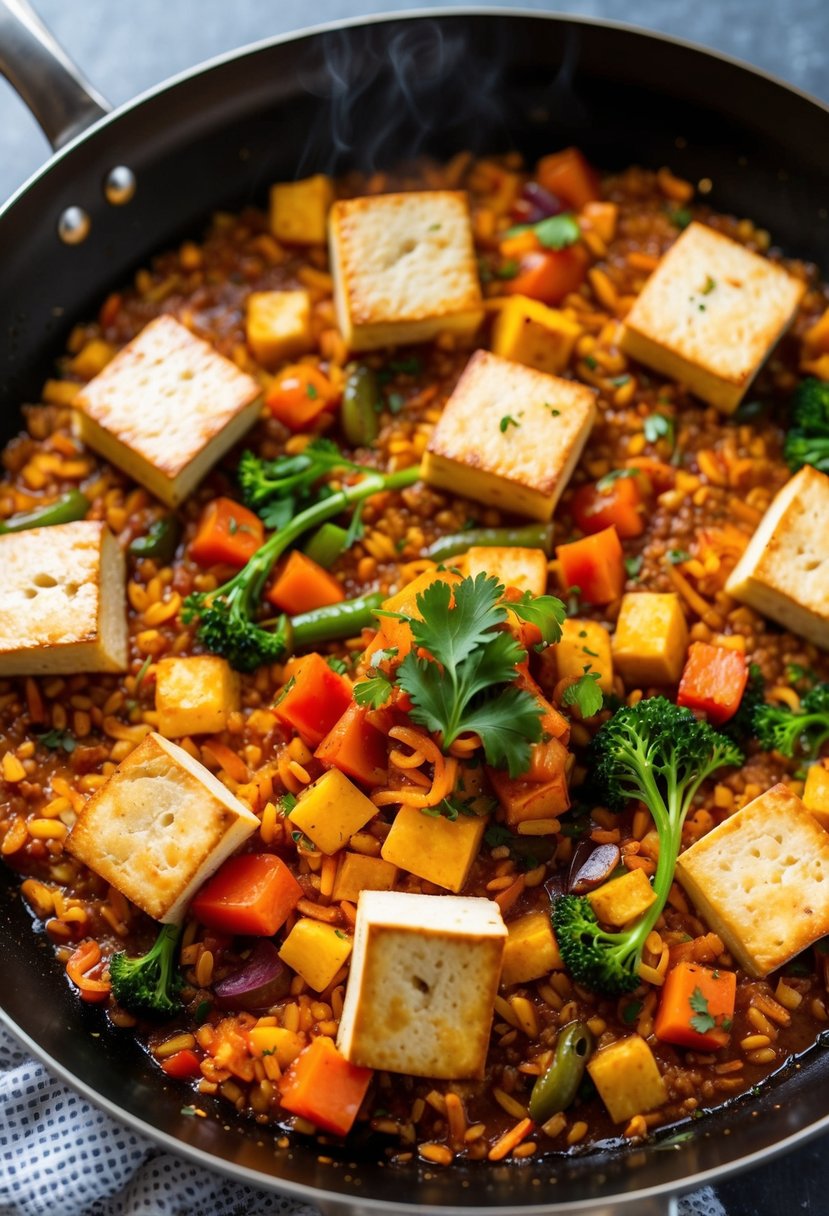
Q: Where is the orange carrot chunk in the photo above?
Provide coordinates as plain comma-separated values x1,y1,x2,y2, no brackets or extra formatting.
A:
266,549,345,615
265,364,338,431
191,854,302,936
315,702,388,788
189,497,264,569
654,961,736,1052
571,476,645,539
273,652,353,747
556,526,625,605
279,1035,373,1136
536,148,601,210
677,642,749,726
506,246,588,306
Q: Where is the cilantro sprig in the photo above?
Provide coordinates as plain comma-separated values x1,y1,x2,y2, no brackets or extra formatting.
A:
689,986,717,1035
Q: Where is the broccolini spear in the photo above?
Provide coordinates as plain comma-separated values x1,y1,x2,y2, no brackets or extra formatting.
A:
553,697,742,996
237,440,361,529
753,682,829,759
182,461,420,671
784,378,829,475
109,923,183,1017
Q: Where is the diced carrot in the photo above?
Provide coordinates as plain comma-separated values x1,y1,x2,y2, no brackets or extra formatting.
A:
160,1049,202,1079
273,652,353,747
265,364,339,431
580,201,618,243
570,476,645,539
676,642,748,726
505,246,588,305
536,148,601,210
189,498,264,568
191,853,302,936
279,1035,373,1136
315,702,388,788
654,961,736,1052
367,569,463,664
556,526,625,605
265,549,345,615
514,664,571,755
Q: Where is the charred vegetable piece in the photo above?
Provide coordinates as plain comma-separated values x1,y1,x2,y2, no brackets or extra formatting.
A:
425,522,554,562
0,489,89,533
129,515,181,563
341,364,381,447
213,940,292,1011
529,1021,594,1122
109,922,183,1017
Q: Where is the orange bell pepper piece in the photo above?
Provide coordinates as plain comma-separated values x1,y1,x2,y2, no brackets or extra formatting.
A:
570,475,645,539
506,245,588,305
191,853,302,936
556,526,625,605
160,1049,203,1079
273,652,353,746
279,1035,373,1136
315,702,388,788
676,642,749,726
536,147,601,210
654,961,736,1052
266,549,345,615
189,498,264,569
265,364,338,431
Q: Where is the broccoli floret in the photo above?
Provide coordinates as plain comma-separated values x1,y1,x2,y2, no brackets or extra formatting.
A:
109,923,183,1017
784,378,829,475
721,661,765,747
238,440,357,515
553,697,742,996
753,682,829,758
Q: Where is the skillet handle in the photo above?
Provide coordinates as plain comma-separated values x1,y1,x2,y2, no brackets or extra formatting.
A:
0,0,109,150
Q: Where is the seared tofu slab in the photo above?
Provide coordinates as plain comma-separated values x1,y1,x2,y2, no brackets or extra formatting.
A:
621,222,804,412
726,465,829,649
74,315,261,507
337,891,506,1079
676,783,829,976
66,731,259,923
423,350,596,521
329,191,484,351
0,520,127,675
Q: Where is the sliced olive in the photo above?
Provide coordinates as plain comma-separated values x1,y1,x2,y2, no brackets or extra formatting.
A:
529,1020,594,1124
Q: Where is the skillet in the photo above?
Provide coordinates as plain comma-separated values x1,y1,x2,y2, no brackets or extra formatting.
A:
1,4,829,1212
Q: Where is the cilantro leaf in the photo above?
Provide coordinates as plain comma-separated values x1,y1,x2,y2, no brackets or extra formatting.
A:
506,214,581,250
36,728,76,754
458,685,544,777
596,467,640,493
407,573,508,672
562,671,604,718
508,591,566,647
689,986,716,1035
353,671,394,709
643,412,675,450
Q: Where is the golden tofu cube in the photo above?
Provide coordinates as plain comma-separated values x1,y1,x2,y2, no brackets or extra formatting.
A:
278,919,352,992
154,655,240,738
555,618,614,694
500,910,563,987
66,732,259,923
0,521,127,676
380,805,487,893
329,191,484,351
289,769,377,855
491,294,581,375
337,891,506,1078
588,1035,667,1124
612,592,688,686
726,466,829,650
463,546,548,596
245,290,312,367
269,174,334,245
676,783,829,976
423,350,596,521
587,868,656,927
803,760,829,831
489,768,570,827
332,853,398,904
621,222,805,413
247,1026,305,1068
75,315,261,508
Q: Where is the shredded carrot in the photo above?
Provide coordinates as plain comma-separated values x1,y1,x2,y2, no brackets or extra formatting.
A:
372,726,458,808
445,1092,467,1148
665,564,724,630
202,740,249,784
727,496,763,526
447,733,482,757
25,677,47,725
66,940,111,1003
488,1117,535,1161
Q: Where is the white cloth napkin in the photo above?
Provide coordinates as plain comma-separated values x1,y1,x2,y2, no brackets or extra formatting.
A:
0,1024,725,1216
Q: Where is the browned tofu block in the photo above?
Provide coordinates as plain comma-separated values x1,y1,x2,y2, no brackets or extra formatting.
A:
0,521,127,675
74,315,261,506
329,191,484,351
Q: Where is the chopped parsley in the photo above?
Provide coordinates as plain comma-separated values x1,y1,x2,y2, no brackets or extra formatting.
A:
625,554,644,579
506,213,581,250
499,414,520,433
36,728,76,754
667,548,691,564
495,259,520,280
701,275,717,295
689,986,717,1035
305,381,319,400
585,354,598,370
667,206,692,230
561,671,603,719
484,823,514,849
386,392,406,415
622,999,643,1025
326,656,350,675
596,467,640,493
643,412,676,449
544,403,561,417
280,792,298,817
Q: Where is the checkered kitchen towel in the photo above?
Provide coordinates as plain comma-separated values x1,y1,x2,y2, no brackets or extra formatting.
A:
0,1025,725,1216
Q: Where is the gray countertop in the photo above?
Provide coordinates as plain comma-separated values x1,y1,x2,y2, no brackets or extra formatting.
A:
1,3,828,1214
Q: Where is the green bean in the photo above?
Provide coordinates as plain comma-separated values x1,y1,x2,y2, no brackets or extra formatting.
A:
341,364,381,447
528,1020,594,1123
129,516,181,563
0,489,89,534
425,522,555,563
287,592,384,650
303,522,349,568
